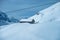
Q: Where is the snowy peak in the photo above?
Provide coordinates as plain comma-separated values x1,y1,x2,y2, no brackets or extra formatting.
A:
38,2,60,23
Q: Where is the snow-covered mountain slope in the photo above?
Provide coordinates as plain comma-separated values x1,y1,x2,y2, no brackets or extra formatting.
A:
23,2,60,23
25,2,60,23
28,13,43,23
0,2,60,40
38,2,60,23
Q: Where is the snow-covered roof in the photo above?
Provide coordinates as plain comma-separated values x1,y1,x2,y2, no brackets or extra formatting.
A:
20,19,32,22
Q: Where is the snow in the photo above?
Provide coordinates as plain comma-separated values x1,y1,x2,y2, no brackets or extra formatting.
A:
20,14,42,23
0,2,60,40
1,22,60,40
20,19,32,22
38,2,60,23
20,2,60,23
28,13,43,23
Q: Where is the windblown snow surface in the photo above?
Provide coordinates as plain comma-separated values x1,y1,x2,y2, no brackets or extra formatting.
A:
0,2,60,40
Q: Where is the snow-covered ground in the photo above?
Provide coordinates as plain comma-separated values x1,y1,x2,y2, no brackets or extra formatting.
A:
0,2,60,40
1,21,60,40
